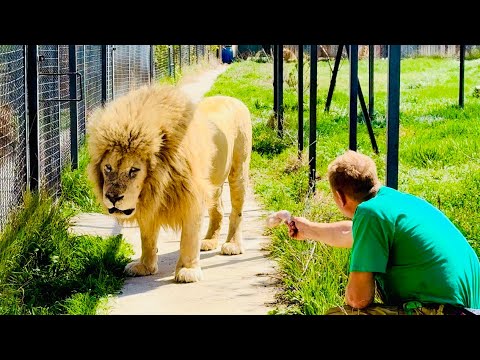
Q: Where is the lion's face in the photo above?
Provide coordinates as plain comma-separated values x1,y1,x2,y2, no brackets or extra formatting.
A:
100,150,148,220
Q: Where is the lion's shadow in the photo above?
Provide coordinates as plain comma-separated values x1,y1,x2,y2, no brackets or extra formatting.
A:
115,248,267,297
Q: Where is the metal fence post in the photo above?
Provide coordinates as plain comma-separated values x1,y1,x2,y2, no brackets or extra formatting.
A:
349,45,358,151
167,45,172,78
277,44,284,138
101,45,107,105
111,46,116,99
273,45,278,117
459,44,465,108
298,44,303,158
369,45,374,116
170,46,176,79
386,45,401,189
325,44,343,112
69,45,78,170
26,45,39,192
150,45,155,83
179,46,182,72
309,45,317,194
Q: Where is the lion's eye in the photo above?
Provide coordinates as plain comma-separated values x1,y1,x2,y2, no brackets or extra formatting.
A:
104,164,112,173
129,167,140,177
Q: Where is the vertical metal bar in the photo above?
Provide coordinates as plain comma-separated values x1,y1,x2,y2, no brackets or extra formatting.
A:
83,45,86,104
169,45,175,79
386,45,401,189
325,44,343,112
150,45,155,83
369,45,374,116
273,45,278,117
179,45,182,71
55,46,61,189
298,44,304,158
357,84,379,154
349,45,358,151
101,45,107,105
459,44,465,108
127,46,131,91
277,44,284,138
167,45,172,77
309,45,317,194
23,45,30,192
26,45,39,192
111,46,116,99
69,45,78,170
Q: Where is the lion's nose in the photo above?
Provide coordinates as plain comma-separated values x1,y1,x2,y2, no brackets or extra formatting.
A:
106,193,124,205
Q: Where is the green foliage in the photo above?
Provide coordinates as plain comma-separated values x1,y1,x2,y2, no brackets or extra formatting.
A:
60,143,103,214
0,140,133,314
466,47,480,60
0,191,132,314
252,123,290,156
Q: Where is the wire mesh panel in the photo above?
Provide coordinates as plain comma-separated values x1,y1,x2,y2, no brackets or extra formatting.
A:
37,45,61,196
58,45,71,170
113,45,131,98
173,45,180,74
84,45,102,141
107,45,113,101
190,45,197,65
154,45,170,81
180,45,190,70
197,45,205,61
0,45,27,229
132,45,150,89
112,45,151,98
76,45,85,147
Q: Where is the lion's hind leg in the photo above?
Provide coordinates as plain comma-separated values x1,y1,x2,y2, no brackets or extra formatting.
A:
201,186,223,251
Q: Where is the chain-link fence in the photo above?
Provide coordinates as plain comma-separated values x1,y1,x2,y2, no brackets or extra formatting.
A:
152,45,219,82
0,44,220,229
0,45,27,232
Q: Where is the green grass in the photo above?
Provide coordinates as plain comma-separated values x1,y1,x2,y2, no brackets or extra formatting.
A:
206,56,480,315
0,143,133,315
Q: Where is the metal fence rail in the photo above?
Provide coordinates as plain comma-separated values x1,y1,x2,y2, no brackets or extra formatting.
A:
0,44,220,229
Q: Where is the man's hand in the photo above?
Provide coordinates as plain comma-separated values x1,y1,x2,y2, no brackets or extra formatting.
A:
287,216,312,240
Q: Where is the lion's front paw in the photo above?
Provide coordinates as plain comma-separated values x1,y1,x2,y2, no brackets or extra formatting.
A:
220,242,244,255
174,267,203,283
201,239,218,251
125,260,158,276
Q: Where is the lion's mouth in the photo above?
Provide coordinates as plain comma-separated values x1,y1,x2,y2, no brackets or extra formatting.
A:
108,207,135,216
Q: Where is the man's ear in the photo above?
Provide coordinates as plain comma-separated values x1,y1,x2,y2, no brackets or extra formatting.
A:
336,190,347,207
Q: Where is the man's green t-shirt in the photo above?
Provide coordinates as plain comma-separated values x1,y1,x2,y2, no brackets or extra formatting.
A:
350,186,480,309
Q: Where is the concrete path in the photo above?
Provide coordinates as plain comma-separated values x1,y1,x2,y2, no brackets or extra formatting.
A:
69,63,280,315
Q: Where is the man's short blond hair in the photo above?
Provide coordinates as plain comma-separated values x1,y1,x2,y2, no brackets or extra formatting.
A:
327,150,380,202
